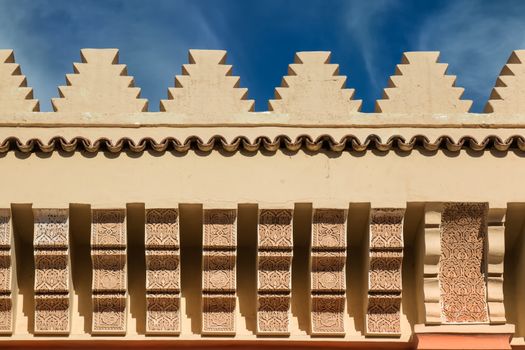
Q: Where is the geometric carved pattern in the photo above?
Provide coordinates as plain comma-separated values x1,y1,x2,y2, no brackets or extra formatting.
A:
268,51,361,118
0,49,39,112
310,208,347,336
485,50,525,113
160,50,254,118
375,51,472,113
202,209,237,335
33,209,70,334
0,209,14,334
52,49,148,113
91,209,127,334
366,208,404,336
439,203,489,324
145,208,180,334
257,209,293,335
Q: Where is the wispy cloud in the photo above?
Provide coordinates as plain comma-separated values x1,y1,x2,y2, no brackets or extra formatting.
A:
417,1,525,111
0,0,222,111
343,0,400,90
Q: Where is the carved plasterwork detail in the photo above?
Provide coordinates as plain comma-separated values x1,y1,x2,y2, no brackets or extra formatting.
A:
91,209,127,334
0,209,13,334
367,294,402,336
257,209,293,335
310,209,347,336
145,208,180,334
33,208,70,334
366,208,404,336
439,203,489,324
202,209,237,335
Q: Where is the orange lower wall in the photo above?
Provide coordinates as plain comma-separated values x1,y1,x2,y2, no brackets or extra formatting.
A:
416,334,513,350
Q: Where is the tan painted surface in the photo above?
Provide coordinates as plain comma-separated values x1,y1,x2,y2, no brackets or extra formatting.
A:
486,50,525,113
268,51,361,117
160,50,254,116
0,50,39,112
51,49,148,113
376,52,472,114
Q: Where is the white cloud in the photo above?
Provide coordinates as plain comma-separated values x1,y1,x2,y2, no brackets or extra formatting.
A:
417,1,525,111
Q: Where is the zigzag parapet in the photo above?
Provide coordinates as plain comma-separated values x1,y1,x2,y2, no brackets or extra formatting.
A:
269,51,361,118
51,49,148,113
160,50,254,118
375,52,472,114
485,50,525,113
0,50,39,112
0,48,525,118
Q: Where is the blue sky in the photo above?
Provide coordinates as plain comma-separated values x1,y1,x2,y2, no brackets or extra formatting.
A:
0,0,524,112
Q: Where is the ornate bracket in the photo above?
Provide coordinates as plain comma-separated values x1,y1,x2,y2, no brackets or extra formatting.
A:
310,208,347,336
0,209,14,334
33,208,70,334
202,209,237,335
366,208,404,336
256,209,293,335
91,209,127,334
145,208,181,334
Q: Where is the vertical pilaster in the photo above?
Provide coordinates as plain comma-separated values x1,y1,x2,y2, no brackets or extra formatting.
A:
423,203,443,324
310,208,347,336
366,208,405,336
91,209,127,334
0,209,14,334
145,208,180,334
487,208,506,324
33,208,70,334
202,209,237,335
256,209,293,335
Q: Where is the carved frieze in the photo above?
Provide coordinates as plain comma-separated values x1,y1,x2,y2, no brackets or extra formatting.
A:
145,208,180,334
0,209,13,334
91,209,127,334
310,208,347,336
33,208,70,334
257,209,293,335
202,209,237,335
366,208,404,336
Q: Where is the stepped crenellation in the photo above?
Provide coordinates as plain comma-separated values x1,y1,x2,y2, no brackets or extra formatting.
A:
1,48,524,117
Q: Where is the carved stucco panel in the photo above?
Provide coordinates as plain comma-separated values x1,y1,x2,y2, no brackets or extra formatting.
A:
33,208,70,335
0,209,13,334
439,203,489,323
310,209,347,336
366,208,404,336
202,209,237,335
145,208,180,334
257,209,293,335
91,209,127,335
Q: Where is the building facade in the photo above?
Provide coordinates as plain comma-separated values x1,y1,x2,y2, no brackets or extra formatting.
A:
0,48,524,349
